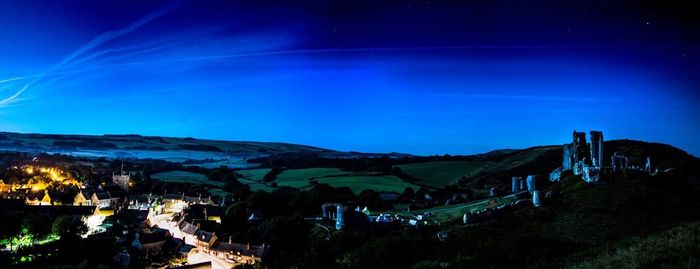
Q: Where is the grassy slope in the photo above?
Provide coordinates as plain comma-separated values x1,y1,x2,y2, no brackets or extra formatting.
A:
563,221,700,269
382,194,521,223
438,173,700,269
395,161,491,187
460,146,562,189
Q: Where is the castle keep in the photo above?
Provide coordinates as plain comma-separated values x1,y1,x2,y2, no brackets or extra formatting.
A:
550,130,604,182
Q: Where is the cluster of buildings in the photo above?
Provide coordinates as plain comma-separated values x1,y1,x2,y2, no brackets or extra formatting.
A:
105,201,266,268
1,163,266,268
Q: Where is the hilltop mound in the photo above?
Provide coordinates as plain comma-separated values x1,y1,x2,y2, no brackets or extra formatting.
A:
453,140,700,191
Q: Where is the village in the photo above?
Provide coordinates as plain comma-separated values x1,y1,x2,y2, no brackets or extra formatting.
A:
0,164,265,269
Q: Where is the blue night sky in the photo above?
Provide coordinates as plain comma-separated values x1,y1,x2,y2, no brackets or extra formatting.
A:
1,1,699,155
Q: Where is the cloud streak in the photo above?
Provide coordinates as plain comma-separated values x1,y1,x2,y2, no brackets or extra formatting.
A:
0,77,23,84
0,4,179,107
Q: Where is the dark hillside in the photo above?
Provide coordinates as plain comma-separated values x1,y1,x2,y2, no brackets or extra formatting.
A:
434,172,700,268
457,140,700,191
457,146,562,190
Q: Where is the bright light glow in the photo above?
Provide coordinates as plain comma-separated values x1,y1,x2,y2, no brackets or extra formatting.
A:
84,215,106,237
15,165,81,191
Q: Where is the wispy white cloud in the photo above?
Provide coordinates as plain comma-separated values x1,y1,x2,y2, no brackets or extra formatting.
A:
0,77,23,84
0,4,179,107
418,93,618,103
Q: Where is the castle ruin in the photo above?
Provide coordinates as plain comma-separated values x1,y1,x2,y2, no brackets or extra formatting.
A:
550,130,604,182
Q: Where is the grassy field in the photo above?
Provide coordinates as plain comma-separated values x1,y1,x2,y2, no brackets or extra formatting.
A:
275,168,347,189
233,168,274,192
270,168,418,194
381,193,520,223
317,175,418,195
237,168,272,182
233,168,415,194
395,161,491,187
151,170,224,188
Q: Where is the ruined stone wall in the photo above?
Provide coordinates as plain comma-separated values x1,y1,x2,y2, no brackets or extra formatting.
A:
590,131,604,167
562,144,573,170
573,131,588,166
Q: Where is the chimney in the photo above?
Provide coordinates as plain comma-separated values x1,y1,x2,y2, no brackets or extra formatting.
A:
246,243,250,250
228,236,232,244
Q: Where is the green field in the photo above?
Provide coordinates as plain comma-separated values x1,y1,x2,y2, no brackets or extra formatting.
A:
395,161,491,187
207,188,231,198
275,168,347,188
271,168,417,194
317,175,418,195
381,194,520,223
238,179,274,192
234,168,274,192
151,170,224,188
237,168,272,182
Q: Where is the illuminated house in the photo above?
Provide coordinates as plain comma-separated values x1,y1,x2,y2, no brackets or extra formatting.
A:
25,190,52,205
194,230,217,253
163,193,216,213
210,238,265,265
74,190,90,206
90,185,127,209
127,194,156,210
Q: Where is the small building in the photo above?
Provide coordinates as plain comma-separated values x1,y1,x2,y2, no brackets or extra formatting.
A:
89,185,127,209
194,230,217,253
73,190,90,206
180,221,199,236
188,204,224,224
25,190,51,205
127,194,156,210
209,238,265,265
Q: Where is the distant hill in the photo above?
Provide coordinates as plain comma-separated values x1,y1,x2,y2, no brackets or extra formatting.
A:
0,132,409,168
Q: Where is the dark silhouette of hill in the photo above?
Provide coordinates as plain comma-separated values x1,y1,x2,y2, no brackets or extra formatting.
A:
457,139,700,191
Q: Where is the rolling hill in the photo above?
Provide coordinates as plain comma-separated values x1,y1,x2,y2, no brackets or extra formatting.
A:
395,140,699,192
0,132,409,168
